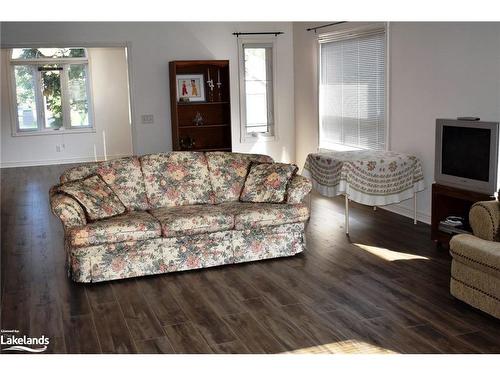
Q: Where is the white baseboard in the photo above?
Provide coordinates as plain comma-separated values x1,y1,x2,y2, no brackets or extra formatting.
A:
380,204,431,225
0,154,131,168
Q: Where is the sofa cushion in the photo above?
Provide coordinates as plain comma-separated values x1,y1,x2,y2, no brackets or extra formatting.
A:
60,156,149,211
57,175,126,221
68,211,161,247
149,204,234,238
221,202,310,230
240,162,298,203
140,152,214,208
206,152,274,203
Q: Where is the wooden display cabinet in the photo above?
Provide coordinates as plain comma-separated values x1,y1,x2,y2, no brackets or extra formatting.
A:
431,183,492,248
169,60,232,152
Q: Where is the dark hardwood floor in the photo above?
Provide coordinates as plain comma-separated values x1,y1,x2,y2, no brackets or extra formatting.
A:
2,164,500,354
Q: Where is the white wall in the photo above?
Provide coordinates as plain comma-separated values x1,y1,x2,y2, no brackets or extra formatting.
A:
293,22,500,222
0,47,132,167
1,22,296,163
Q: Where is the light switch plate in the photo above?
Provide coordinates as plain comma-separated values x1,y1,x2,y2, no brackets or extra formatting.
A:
141,114,154,124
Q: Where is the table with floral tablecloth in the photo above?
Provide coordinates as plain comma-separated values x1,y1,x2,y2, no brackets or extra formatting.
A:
302,150,425,232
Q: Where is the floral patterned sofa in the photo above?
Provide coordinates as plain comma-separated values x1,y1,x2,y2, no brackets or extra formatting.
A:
49,152,312,283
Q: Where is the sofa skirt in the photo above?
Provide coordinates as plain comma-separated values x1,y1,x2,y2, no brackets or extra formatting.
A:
67,222,306,283
450,260,500,319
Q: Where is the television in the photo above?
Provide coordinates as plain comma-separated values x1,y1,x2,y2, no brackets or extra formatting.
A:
435,119,500,195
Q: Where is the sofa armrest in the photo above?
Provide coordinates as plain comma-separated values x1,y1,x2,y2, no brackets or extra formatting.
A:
469,200,500,241
287,174,312,204
49,189,87,229
450,233,500,274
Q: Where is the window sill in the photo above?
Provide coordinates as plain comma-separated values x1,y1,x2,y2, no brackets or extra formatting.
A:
12,128,95,137
241,133,276,143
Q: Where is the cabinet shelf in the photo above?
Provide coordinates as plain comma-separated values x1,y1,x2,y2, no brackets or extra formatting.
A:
177,101,229,106
170,60,232,152
431,183,492,248
179,124,229,129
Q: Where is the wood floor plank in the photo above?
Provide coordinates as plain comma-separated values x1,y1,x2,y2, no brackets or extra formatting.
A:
221,312,287,353
278,303,348,352
408,324,480,354
112,280,165,341
86,282,116,307
134,337,176,354
204,267,261,302
163,322,213,353
213,340,251,354
135,277,189,326
319,308,397,353
235,265,301,307
456,331,500,354
363,317,439,354
242,298,316,352
62,315,101,354
91,302,136,353
165,274,237,346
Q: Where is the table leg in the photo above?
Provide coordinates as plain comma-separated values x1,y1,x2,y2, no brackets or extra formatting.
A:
345,193,349,235
414,191,417,225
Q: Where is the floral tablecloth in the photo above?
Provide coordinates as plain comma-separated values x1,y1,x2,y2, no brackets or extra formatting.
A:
302,150,425,206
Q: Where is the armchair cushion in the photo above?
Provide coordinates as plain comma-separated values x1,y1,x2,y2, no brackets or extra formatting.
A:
149,204,234,238
469,200,500,241
286,174,312,204
206,152,273,203
140,152,214,208
60,156,149,211
68,211,161,247
240,163,298,203
57,175,126,221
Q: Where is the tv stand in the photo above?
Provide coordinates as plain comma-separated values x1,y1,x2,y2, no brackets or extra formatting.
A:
431,183,492,248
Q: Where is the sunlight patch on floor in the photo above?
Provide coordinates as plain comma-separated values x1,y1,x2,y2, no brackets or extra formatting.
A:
353,243,429,262
285,339,398,354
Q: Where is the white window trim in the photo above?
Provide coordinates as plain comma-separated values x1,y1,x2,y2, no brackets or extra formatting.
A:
237,36,279,143
317,22,390,152
8,48,96,137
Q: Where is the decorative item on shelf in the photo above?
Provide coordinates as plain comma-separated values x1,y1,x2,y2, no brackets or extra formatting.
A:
179,136,195,150
176,74,205,102
206,68,215,102
179,97,190,103
216,69,223,102
193,111,204,126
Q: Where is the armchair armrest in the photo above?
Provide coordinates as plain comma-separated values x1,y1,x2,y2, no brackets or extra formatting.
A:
49,187,87,229
469,200,500,241
287,174,312,204
450,233,500,275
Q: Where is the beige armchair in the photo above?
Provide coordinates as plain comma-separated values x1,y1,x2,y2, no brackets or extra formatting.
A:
449,200,500,319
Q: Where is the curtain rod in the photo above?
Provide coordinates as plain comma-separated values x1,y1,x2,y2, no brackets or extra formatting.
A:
233,32,284,37
307,22,347,33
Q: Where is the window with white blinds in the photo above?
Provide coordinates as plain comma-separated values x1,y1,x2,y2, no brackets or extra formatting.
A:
319,27,386,151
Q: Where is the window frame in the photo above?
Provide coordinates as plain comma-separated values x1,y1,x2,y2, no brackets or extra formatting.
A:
317,23,390,152
238,36,278,143
8,48,95,137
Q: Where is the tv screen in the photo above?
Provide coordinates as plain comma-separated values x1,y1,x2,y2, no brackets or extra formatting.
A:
441,125,491,182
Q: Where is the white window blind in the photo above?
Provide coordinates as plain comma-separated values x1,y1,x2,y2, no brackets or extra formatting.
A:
319,27,386,151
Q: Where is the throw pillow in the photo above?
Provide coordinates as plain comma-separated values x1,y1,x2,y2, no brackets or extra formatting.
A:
57,175,126,221
240,163,298,203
